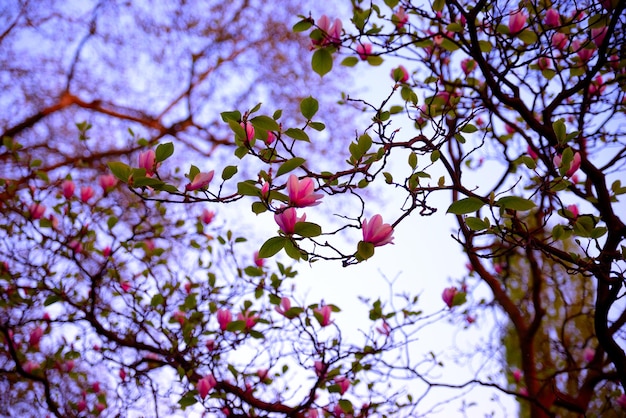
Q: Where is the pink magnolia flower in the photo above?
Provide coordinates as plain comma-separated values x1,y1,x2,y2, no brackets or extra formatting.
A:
69,240,83,254
287,174,323,207
205,339,215,351
553,152,581,177
173,311,186,325
508,11,527,34
261,181,270,198
567,204,579,218
356,43,372,60
76,399,87,412
527,145,538,160
583,347,595,363
216,309,232,331
314,360,325,376
138,150,156,176
391,65,409,83
62,180,75,199
274,207,306,235
512,368,523,383
237,311,259,330
505,124,515,135
572,40,595,63
314,305,332,327
376,321,391,336
393,7,408,29
184,281,192,294
537,57,551,70
519,387,528,396
265,131,276,145
119,369,126,381
306,409,320,418
362,214,394,247
253,251,264,267
591,26,607,47
551,32,567,50
29,203,46,220
544,9,560,27
80,186,94,203
201,209,215,224
257,368,269,381
240,122,255,142
197,375,217,399
23,360,40,373
588,75,606,95
120,281,131,292
617,394,626,408
275,297,292,317
442,287,458,308
316,15,342,46
29,327,44,347
335,376,350,395
461,58,476,75
99,174,117,191
186,171,215,191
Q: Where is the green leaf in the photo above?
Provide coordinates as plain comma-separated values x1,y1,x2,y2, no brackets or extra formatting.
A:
258,237,286,258
284,128,310,142
300,96,319,120
389,105,404,114
357,241,375,261
312,48,333,77
461,124,478,133
408,152,417,170
276,157,306,177
250,115,279,132
155,142,174,162
107,216,118,230
496,196,535,211
44,295,61,306
133,177,165,188
292,19,313,32
108,161,131,182
220,110,241,122
431,150,441,162
178,392,198,409
341,56,359,67
221,165,238,181
237,181,260,196
517,30,538,44
552,119,566,144
151,294,164,307
251,202,267,214
465,217,489,231
366,55,384,66
478,40,493,53
433,0,445,12
293,222,322,237
446,197,485,215
309,122,325,131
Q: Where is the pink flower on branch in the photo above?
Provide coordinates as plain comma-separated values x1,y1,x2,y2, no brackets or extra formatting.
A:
197,375,217,399
29,203,46,220
442,287,458,308
335,376,350,395
275,297,292,317
286,174,323,207
138,150,156,176
508,11,527,35
391,65,409,83
216,309,232,331
200,209,215,224
553,152,581,177
274,207,306,235
362,215,394,247
544,9,560,27
237,311,259,330
62,180,75,199
356,43,372,60
99,174,117,191
314,305,332,327
315,15,342,46
393,7,408,29
186,171,215,191
80,186,95,203
240,122,255,142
